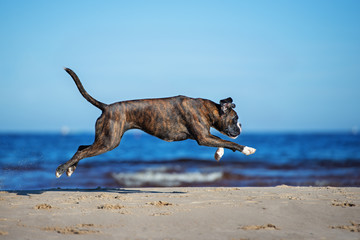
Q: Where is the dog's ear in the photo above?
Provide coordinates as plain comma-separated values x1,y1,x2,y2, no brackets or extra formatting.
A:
220,97,236,114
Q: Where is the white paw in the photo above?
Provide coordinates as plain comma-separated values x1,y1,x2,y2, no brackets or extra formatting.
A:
242,146,256,156
55,165,66,178
66,166,76,177
55,170,63,178
215,147,224,161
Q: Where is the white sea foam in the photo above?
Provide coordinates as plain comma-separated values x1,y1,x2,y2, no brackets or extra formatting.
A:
111,168,223,187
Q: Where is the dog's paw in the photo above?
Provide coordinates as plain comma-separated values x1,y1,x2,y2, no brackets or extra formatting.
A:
214,147,224,162
242,146,256,156
55,165,66,178
66,165,76,177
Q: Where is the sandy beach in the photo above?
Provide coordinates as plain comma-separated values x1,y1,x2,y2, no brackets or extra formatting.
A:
0,186,359,240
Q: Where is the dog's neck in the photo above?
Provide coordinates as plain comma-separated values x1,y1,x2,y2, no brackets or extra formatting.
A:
206,102,222,129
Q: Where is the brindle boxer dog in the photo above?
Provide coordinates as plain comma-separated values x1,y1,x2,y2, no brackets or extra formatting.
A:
55,68,256,178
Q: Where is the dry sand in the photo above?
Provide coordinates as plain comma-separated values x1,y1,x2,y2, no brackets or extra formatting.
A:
0,186,359,240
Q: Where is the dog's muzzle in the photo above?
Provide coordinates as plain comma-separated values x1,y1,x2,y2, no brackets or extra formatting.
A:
227,122,241,139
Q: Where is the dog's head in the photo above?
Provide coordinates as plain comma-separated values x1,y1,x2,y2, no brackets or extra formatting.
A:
215,97,242,139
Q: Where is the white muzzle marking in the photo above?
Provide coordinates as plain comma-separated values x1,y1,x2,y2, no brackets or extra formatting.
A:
237,122,242,133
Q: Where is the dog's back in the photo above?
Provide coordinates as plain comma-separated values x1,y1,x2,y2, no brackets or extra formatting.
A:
113,96,215,142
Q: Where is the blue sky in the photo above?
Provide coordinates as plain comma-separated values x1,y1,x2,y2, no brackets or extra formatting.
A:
0,0,359,133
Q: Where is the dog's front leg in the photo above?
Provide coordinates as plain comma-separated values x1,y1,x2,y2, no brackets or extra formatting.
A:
215,147,224,161
195,134,256,156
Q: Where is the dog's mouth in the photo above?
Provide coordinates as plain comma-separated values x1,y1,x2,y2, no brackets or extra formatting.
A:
228,133,239,139
222,129,240,139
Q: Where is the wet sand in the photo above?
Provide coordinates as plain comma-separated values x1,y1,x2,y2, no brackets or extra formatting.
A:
0,187,359,239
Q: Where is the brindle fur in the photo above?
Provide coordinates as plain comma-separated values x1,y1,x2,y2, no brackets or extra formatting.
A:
56,68,253,178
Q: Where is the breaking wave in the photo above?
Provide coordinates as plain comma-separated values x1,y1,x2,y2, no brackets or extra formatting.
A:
112,167,224,187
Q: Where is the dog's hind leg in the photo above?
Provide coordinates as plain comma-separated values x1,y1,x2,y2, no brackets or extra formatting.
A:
56,113,125,178
66,145,90,177
56,143,111,178
56,133,123,178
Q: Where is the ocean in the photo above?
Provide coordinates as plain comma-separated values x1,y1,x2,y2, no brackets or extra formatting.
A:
0,132,359,190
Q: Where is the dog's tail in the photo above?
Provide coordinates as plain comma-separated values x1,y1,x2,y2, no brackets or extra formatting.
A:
64,68,107,111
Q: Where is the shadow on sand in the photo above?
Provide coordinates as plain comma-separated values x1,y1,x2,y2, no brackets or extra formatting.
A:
4,187,187,196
